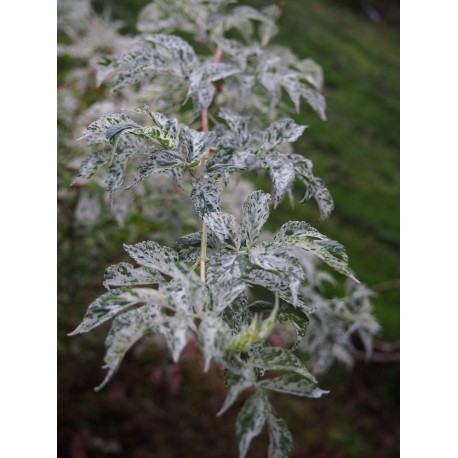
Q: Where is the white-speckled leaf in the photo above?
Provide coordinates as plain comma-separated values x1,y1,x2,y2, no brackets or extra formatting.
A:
204,212,241,249
191,84,215,113
236,389,269,458
173,232,201,263
103,262,164,288
69,287,165,335
240,191,271,248
264,153,295,207
158,313,190,362
95,306,153,391
274,221,357,281
249,243,305,305
198,314,231,372
259,373,328,398
261,119,306,151
266,405,293,458
191,178,222,218
246,269,310,312
127,149,185,189
75,151,110,179
182,127,216,163
251,347,316,382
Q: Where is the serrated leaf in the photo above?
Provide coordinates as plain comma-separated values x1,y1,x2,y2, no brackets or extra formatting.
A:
240,191,271,248
69,288,165,335
105,122,141,144
264,153,295,207
259,373,328,399
173,232,201,263
123,241,179,278
160,280,195,315
261,119,306,151
251,347,316,382
198,314,231,372
182,127,216,163
103,262,164,288
218,367,256,417
274,221,357,281
266,405,293,458
75,150,110,179
204,212,240,249
127,149,185,189
236,389,269,458
158,313,190,362
250,243,305,306
246,269,311,312
95,307,152,391
191,178,222,218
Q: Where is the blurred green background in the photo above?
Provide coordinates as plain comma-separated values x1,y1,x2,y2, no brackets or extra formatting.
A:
58,0,399,456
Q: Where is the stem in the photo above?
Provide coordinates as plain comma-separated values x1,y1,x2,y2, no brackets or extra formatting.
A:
200,221,207,284
198,46,223,285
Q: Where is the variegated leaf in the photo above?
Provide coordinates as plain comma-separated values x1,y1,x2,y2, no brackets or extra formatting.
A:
158,313,190,362
191,178,222,218
264,153,295,207
173,232,201,263
191,84,215,114
69,287,165,335
266,405,293,458
250,243,305,306
258,373,328,398
74,150,110,180
127,149,185,189
182,127,216,163
251,347,316,382
123,241,179,278
103,262,164,288
204,212,240,249
218,367,257,417
246,269,311,312
274,221,357,281
198,314,231,372
261,119,306,151
95,306,153,391
236,389,269,458
240,191,271,248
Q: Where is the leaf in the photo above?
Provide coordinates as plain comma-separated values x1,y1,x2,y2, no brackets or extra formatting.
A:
68,288,165,335
103,262,164,288
251,347,316,382
105,121,141,144
173,232,201,262
127,149,185,189
123,241,179,278
261,119,306,151
274,221,358,281
277,308,309,350
264,153,295,208
240,191,271,248
182,127,216,163
132,108,180,148
75,151,110,180
218,367,257,416
266,405,293,458
198,314,231,372
258,373,328,399
246,269,311,312
191,178,222,218
158,313,190,362
236,389,269,458
204,212,240,249
191,84,216,114
95,307,152,391
250,243,305,306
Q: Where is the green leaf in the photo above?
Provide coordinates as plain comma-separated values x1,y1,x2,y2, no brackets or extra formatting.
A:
258,373,328,399
266,405,293,458
103,262,164,288
68,287,165,335
240,191,271,248
236,389,269,458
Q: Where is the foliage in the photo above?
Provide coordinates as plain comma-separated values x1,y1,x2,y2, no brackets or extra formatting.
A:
60,0,381,456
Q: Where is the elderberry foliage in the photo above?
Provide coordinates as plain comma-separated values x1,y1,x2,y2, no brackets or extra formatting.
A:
66,1,380,456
